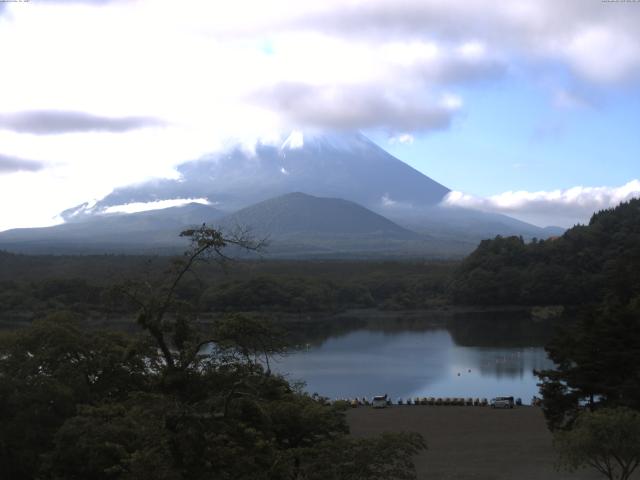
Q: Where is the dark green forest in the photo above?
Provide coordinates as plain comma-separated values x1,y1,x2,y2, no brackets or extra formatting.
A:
0,227,426,479
0,253,455,328
451,199,640,306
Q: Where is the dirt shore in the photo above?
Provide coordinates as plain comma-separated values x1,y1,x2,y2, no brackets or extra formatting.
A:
348,405,628,480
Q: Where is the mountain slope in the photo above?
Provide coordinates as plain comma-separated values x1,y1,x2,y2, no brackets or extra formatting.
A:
0,131,561,257
86,131,450,214
389,206,565,243
0,203,223,254
0,194,476,257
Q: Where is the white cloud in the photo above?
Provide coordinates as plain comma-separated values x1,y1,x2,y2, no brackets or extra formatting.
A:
0,153,43,173
381,194,397,207
0,0,638,230
0,110,164,134
287,0,640,84
440,94,463,111
389,134,414,145
102,198,210,215
442,180,640,227
281,130,304,149
380,194,413,209
552,89,591,110
559,27,640,84
254,82,461,132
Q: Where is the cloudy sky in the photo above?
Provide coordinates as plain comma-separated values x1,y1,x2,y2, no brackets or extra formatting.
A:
0,0,639,230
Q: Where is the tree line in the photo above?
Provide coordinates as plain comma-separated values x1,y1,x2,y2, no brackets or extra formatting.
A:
0,259,454,324
450,199,640,307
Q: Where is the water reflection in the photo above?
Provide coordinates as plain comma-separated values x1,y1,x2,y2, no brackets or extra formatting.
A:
273,313,555,402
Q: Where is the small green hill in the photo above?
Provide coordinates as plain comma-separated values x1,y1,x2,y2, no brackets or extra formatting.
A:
218,192,418,238
214,192,475,258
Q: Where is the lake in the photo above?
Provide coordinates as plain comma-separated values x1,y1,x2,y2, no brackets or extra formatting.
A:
272,312,555,404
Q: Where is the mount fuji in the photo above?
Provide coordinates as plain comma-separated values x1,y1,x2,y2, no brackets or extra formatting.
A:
0,131,562,256
65,131,450,219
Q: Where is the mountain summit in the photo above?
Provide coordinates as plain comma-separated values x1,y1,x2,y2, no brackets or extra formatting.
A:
86,131,450,215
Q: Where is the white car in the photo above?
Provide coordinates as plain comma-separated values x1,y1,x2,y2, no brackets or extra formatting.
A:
491,396,515,409
372,394,389,408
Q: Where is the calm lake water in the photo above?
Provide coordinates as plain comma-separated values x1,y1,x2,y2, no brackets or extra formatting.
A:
272,313,555,403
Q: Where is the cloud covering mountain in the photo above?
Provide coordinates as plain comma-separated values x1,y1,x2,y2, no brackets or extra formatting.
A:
0,1,638,231
84,131,450,214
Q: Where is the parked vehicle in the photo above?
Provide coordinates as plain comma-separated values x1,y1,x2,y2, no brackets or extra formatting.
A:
490,396,515,409
372,394,389,408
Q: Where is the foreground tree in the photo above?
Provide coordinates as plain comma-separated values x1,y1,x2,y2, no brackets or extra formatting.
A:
536,299,640,430
554,407,640,480
0,225,426,479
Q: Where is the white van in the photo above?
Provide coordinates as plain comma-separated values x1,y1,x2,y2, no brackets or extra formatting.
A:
491,396,514,409
372,394,389,408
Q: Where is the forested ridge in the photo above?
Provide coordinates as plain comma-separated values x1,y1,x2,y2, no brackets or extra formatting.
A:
451,198,640,306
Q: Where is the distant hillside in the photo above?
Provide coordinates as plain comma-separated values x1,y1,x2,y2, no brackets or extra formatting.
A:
215,192,475,258
218,192,418,238
0,193,475,257
0,203,223,254
389,206,564,245
450,198,640,305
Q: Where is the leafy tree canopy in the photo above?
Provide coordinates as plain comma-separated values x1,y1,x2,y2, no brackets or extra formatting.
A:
554,407,640,480
451,199,640,306
0,225,426,480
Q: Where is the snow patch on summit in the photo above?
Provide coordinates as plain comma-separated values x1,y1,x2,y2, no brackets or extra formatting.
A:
280,130,379,154
281,130,304,150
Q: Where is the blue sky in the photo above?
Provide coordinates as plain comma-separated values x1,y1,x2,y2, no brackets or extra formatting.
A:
0,0,639,229
380,77,640,196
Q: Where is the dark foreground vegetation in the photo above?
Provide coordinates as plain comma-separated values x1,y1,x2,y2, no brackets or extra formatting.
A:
0,226,426,479
2,199,640,479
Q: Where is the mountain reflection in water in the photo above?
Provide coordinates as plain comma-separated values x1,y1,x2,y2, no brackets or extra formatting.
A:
273,313,555,402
